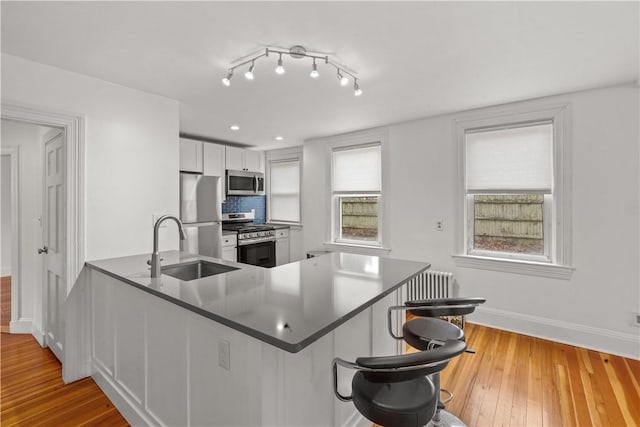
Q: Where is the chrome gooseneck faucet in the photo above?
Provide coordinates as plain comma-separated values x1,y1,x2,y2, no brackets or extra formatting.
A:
151,215,186,278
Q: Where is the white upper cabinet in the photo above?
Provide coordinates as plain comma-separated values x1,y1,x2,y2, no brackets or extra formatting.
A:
225,146,244,171
180,138,226,177
244,150,263,173
179,138,203,173
203,143,224,176
225,146,264,173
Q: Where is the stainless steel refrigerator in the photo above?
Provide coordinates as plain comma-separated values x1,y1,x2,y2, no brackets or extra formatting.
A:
179,173,222,258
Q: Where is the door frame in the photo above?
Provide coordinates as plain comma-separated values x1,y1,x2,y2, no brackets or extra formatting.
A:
1,101,85,345
0,146,20,331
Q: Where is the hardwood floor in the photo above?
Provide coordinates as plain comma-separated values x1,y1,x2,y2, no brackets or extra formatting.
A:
0,332,128,426
1,276,11,333
439,323,640,427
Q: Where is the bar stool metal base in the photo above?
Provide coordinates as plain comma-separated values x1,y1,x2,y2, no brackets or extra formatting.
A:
428,409,466,427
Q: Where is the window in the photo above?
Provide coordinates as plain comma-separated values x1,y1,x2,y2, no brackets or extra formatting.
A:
267,155,301,224
466,123,553,261
332,143,382,246
455,106,572,278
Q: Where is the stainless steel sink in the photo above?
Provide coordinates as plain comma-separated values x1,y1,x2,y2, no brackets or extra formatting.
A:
161,260,239,281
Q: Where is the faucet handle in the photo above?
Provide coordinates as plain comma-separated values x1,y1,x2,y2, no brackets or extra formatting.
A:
147,257,163,266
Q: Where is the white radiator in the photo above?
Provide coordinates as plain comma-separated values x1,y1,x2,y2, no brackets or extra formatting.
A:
406,270,453,301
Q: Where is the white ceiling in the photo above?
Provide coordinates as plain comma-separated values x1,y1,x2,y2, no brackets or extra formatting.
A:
1,1,638,149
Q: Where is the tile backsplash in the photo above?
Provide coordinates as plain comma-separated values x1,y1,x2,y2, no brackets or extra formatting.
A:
222,196,266,224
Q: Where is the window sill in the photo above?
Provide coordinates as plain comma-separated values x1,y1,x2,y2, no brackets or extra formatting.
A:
323,242,391,256
452,254,574,280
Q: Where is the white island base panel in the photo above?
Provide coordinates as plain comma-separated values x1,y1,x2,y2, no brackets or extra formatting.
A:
89,269,401,427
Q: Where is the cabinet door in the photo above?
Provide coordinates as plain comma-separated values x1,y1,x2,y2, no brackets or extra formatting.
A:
244,150,264,173
180,139,203,173
222,246,237,262
203,143,224,177
275,238,290,266
225,146,244,171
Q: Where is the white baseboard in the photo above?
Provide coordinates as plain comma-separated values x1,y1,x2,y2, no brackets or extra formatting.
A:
32,324,46,346
0,267,11,277
9,318,32,334
92,362,156,427
471,306,640,360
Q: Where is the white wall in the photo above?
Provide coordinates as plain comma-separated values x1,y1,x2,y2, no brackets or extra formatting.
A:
1,53,180,337
1,53,180,261
1,154,12,276
303,84,640,358
1,120,54,325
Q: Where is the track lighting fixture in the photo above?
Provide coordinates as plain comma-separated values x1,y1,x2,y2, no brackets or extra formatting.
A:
244,61,255,80
275,53,285,75
222,45,361,95
310,58,319,78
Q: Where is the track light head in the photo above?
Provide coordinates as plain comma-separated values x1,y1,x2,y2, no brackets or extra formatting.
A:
275,54,285,75
337,70,349,86
354,80,363,96
222,70,233,86
310,59,319,79
245,61,255,80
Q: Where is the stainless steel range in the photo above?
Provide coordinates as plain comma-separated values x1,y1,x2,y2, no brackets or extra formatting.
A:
222,212,276,268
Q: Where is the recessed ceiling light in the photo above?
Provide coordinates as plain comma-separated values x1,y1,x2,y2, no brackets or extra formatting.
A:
274,136,284,141
230,125,240,131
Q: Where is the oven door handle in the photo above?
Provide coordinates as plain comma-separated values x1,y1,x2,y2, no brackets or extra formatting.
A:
238,237,276,246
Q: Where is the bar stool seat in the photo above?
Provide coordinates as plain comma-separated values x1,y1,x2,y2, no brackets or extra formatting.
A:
403,317,465,351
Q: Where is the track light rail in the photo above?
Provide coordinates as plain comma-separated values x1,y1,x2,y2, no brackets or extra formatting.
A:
221,45,363,96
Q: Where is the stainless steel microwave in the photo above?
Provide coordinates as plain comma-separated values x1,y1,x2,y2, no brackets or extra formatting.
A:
226,169,265,196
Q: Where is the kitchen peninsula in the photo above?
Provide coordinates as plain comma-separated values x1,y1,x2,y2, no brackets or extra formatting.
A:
67,251,430,426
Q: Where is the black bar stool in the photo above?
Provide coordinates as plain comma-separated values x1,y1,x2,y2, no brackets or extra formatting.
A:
387,297,486,427
333,339,468,427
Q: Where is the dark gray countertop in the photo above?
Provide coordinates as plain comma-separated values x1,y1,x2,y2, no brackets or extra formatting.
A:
86,251,429,353
265,223,291,229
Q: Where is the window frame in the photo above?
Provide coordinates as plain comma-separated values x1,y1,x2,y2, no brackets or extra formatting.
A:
454,105,573,279
326,130,389,251
265,148,302,225
332,142,383,247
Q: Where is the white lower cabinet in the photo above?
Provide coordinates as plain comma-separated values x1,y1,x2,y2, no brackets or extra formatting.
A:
88,269,401,427
275,228,290,266
222,233,237,262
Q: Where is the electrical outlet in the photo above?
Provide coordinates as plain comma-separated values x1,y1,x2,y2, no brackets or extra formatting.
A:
218,340,231,370
633,312,640,327
436,220,444,231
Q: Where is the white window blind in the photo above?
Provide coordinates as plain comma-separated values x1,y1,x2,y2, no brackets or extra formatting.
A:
269,159,300,223
333,144,381,192
466,123,553,193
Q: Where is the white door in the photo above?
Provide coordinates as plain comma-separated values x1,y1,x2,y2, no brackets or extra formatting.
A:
41,129,65,362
